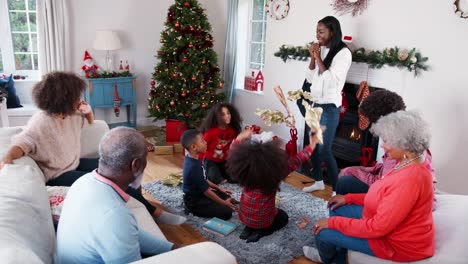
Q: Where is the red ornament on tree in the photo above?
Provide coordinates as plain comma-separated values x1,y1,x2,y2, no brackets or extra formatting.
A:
175,22,180,27
201,103,206,108
183,57,188,63
188,43,194,48
191,76,196,81
219,82,223,89
185,113,190,118
184,2,190,7
150,80,156,86
172,73,178,78
181,91,187,97
170,101,175,106
190,26,194,31
201,60,206,65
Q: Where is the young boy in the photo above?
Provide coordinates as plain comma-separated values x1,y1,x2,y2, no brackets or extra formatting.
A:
181,129,238,220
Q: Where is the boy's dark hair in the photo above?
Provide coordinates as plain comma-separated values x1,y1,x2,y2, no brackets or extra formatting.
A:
318,16,349,69
227,141,289,195
32,71,86,116
181,129,201,150
200,103,242,134
359,89,406,124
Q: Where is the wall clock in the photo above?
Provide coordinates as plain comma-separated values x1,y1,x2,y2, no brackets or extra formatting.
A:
454,0,468,19
265,0,290,20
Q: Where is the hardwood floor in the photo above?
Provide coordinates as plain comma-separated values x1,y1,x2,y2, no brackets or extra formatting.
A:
142,152,333,264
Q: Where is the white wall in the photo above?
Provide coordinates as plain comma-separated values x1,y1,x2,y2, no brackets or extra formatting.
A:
68,0,228,125
233,0,468,194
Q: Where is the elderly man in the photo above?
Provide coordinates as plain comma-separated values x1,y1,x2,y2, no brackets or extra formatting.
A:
55,127,177,264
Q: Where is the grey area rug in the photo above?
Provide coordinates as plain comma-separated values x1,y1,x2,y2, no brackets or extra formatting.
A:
143,181,329,264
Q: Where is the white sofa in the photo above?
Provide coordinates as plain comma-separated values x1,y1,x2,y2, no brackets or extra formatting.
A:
348,194,468,264
0,120,236,264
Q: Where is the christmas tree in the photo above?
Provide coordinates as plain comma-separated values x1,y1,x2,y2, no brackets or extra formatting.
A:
148,0,225,128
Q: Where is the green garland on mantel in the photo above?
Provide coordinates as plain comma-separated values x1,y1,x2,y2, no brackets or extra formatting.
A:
274,45,429,76
86,71,134,79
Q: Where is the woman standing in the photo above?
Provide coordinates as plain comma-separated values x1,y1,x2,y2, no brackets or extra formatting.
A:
300,16,352,193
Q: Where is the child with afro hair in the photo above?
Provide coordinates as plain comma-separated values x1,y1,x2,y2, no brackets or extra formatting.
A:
227,130,319,242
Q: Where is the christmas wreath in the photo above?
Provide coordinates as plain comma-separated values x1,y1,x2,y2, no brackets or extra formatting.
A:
454,0,468,19
332,0,370,17
274,45,429,76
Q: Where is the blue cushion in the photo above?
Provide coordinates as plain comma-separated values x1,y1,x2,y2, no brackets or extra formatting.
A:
0,75,22,108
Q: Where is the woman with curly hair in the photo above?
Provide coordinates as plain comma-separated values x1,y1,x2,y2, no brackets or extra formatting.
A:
336,90,436,199
0,71,95,182
200,103,242,184
227,130,319,243
304,111,435,263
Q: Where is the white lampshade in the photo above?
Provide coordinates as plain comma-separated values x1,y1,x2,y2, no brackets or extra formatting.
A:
93,30,122,51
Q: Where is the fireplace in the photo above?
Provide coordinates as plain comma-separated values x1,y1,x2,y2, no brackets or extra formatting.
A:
332,83,381,167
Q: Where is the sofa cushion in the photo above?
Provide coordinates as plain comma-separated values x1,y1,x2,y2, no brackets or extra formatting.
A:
47,186,69,226
0,75,22,109
348,194,468,264
0,164,55,264
0,127,22,147
80,120,110,158
130,241,237,264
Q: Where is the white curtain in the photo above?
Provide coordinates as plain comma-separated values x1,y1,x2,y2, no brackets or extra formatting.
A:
37,0,69,74
222,0,238,103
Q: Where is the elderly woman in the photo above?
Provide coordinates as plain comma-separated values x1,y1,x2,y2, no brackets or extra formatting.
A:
303,111,435,263
336,90,436,197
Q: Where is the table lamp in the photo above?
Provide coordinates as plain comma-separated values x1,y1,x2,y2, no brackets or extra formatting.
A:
93,30,121,72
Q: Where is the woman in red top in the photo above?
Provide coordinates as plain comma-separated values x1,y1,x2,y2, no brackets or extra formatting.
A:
200,103,242,184
227,131,319,243
303,111,435,263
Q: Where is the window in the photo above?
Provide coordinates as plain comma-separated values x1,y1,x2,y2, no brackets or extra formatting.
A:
248,0,267,70
0,50,3,72
236,0,267,91
0,0,39,75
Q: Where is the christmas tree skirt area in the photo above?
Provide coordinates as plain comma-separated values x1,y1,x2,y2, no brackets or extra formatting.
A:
138,125,183,155
143,181,328,264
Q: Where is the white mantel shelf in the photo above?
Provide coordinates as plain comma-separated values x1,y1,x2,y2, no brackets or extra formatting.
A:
346,62,408,96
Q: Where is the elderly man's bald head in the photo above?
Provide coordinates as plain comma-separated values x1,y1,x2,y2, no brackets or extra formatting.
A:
98,127,146,175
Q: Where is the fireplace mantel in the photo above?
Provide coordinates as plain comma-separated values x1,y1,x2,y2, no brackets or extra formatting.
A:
346,62,407,96
346,62,411,163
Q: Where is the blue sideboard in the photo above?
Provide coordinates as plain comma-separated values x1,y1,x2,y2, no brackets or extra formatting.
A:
84,77,137,128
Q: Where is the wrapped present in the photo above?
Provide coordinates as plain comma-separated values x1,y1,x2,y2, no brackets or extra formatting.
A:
245,124,261,134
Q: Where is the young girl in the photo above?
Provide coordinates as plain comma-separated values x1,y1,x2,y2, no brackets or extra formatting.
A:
200,103,242,184
298,16,352,193
227,131,319,243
